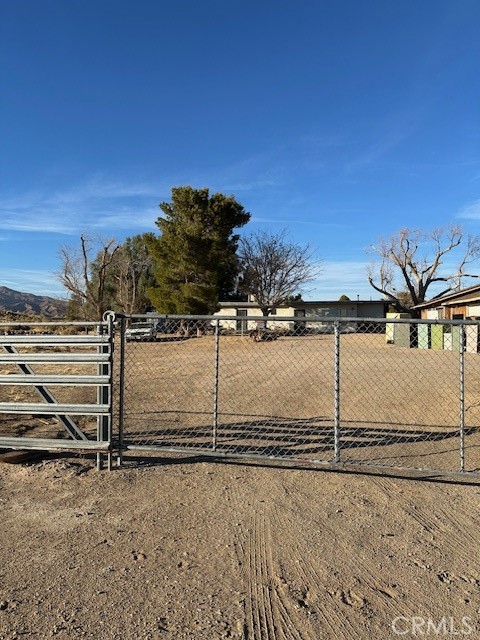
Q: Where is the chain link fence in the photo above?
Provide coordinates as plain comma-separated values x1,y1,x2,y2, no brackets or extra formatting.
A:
116,315,480,476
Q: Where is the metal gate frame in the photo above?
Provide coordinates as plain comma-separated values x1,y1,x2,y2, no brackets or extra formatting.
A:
0,315,115,470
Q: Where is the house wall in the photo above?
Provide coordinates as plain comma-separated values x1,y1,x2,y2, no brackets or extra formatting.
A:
214,301,387,332
355,303,386,318
420,303,477,320
214,307,260,332
448,304,468,319
286,302,386,318
467,304,480,318
214,306,295,332
417,288,480,320
423,309,440,320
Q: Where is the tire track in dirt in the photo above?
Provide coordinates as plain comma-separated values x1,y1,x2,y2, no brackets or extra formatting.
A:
229,468,478,638
229,471,412,638
401,499,479,585
369,475,480,603
235,505,317,640
271,505,360,640
285,487,420,624
372,476,478,557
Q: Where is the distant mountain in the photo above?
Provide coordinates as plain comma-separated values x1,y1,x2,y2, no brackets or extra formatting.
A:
0,286,68,318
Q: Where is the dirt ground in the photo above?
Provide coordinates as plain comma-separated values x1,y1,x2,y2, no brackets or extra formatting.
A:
1,452,479,640
1,329,480,638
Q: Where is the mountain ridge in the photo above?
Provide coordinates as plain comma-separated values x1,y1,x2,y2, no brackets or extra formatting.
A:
0,286,67,318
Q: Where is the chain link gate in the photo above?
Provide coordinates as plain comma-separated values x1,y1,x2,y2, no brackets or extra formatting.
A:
116,314,480,477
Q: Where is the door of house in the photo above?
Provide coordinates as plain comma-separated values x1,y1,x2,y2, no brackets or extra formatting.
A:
294,309,306,334
236,309,248,334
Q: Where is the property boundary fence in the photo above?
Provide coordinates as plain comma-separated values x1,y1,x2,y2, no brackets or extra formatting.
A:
0,315,114,470
1,312,479,476
116,314,480,477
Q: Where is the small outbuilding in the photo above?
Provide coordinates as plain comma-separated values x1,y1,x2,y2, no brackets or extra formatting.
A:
414,283,480,321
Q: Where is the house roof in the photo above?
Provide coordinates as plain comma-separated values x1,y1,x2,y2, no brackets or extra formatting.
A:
219,299,388,308
414,283,480,309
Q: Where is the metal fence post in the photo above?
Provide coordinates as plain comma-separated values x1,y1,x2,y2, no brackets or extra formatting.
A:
106,313,115,471
117,315,126,467
97,319,110,471
459,323,466,472
212,319,220,451
333,319,341,463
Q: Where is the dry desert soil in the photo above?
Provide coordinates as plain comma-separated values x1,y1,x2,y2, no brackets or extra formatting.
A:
1,452,479,640
1,328,480,638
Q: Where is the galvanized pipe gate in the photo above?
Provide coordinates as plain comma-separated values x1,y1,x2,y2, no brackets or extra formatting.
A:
0,315,115,470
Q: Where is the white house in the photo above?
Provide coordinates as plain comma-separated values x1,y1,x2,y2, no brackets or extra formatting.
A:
214,298,389,333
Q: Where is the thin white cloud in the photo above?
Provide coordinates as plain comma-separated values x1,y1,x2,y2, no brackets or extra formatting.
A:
0,164,292,237
0,134,357,239
457,199,480,220
0,259,381,302
0,178,169,235
250,216,347,227
306,260,377,301
0,166,285,236
0,269,66,297
0,213,76,234
208,133,346,194
345,106,424,173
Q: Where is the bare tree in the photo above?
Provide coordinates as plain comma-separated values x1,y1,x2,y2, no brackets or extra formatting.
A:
367,225,480,316
110,234,154,314
58,234,119,320
238,230,320,317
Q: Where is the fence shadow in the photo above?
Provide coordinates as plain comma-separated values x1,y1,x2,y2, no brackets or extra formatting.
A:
121,410,476,461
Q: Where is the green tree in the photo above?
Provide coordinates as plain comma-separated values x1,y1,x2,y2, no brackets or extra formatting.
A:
146,187,250,314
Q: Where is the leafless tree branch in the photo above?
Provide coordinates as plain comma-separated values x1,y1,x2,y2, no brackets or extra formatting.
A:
367,225,480,316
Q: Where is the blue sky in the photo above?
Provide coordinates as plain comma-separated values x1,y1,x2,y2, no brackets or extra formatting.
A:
1,0,479,301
